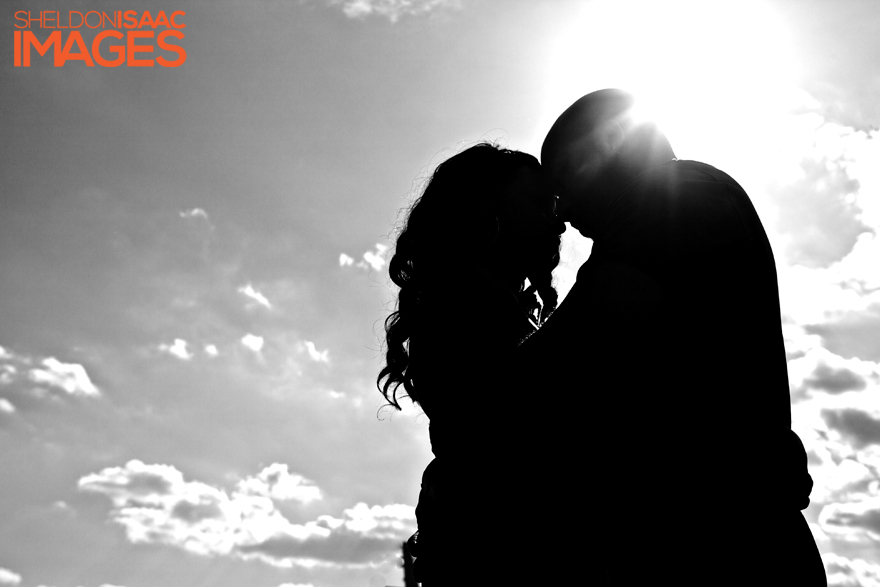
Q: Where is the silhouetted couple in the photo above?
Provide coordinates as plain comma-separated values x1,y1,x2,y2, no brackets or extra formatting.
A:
379,89,826,586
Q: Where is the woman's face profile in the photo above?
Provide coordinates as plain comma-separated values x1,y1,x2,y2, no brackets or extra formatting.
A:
493,165,564,275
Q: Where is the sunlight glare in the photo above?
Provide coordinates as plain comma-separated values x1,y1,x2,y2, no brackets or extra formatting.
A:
540,0,801,303
541,0,798,167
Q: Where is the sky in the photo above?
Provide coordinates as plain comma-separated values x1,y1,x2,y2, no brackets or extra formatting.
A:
0,0,879,586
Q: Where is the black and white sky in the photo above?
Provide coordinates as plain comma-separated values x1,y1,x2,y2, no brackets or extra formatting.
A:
1,1,879,586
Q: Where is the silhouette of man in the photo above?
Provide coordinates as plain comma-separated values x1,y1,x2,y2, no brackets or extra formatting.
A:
522,89,826,585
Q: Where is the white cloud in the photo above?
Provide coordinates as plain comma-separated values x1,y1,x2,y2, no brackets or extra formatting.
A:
179,208,209,220
833,233,880,294
304,342,329,363
778,254,880,329
340,245,391,273
777,236,880,364
822,407,880,450
809,454,877,505
0,346,11,360
341,245,390,272
770,115,880,346
788,347,878,397
360,244,388,271
330,0,460,22
78,460,415,568
845,130,880,228
823,552,880,587
52,500,73,513
28,357,100,397
805,304,880,364
237,502,416,567
178,207,215,232
0,364,16,385
0,567,21,585
159,338,194,361
236,463,322,504
204,344,219,357
0,398,15,413
241,334,264,353
238,284,272,309
771,153,870,269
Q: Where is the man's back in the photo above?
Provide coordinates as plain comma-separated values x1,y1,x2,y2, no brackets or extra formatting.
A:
521,160,824,585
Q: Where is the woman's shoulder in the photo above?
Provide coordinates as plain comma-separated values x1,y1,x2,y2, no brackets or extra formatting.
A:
418,270,532,340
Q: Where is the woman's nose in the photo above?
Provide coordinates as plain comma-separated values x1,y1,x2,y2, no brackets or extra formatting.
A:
545,196,565,234
551,218,566,235
555,192,573,220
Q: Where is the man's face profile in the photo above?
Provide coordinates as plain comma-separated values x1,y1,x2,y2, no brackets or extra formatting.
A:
545,121,622,230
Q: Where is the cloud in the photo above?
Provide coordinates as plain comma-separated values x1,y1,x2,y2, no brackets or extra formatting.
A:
0,567,21,585
341,244,389,272
179,208,210,221
806,303,880,363
823,552,880,587
788,347,878,397
777,232,880,362
0,398,15,414
0,365,15,385
329,0,460,22
821,497,880,543
236,502,415,566
180,208,208,219
833,233,880,294
178,207,216,234
361,244,388,271
777,267,873,330
28,357,100,397
822,408,880,449
805,446,878,505
241,334,265,353
772,156,871,268
52,500,73,514
0,346,103,402
159,338,194,361
235,463,322,504
204,344,219,357
805,363,869,394
238,284,272,309
304,341,329,363
78,460,415,568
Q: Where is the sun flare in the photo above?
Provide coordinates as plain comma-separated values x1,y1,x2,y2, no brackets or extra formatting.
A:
541,0,798,166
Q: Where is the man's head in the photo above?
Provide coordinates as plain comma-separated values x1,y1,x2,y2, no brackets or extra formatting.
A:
542,89,675,235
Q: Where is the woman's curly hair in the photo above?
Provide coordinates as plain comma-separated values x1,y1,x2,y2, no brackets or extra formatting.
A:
378,142,559,410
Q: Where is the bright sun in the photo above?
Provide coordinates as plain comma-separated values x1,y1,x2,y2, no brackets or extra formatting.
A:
541,0,798,168
539,0,802,301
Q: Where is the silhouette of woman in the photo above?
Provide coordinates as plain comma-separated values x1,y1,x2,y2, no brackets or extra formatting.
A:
378,142,564,585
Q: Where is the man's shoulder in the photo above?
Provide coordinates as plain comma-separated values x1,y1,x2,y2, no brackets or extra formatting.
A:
615,159,754,228
628,159,745,196
676,159,747,190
